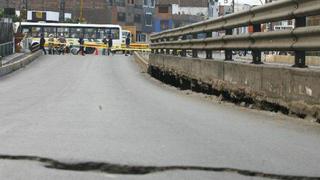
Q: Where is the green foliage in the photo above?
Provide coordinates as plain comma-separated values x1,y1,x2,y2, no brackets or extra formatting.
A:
0,8,4,18
0,8,21,22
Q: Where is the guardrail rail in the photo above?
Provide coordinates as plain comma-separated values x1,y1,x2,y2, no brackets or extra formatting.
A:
150,0,320,68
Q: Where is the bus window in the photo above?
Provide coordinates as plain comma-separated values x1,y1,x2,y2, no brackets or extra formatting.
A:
44,27,56,38
70,27,82,38
111,28,120,39
97,28,109,39
57,27,70,38
84,28,97,39
31,27,42,37
22,27,30,34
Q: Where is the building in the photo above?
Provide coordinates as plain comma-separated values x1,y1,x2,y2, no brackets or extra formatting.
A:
0,0,153,42
0,0,109,23
153,0,207,32
208,0,219,19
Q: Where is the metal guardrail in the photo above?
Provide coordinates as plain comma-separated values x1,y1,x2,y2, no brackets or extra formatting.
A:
0,42,14,58
150,0,320,68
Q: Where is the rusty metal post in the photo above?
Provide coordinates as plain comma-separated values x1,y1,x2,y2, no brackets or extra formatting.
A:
192,34,198,58
225,29,233,61
293,17,307,68
206,32,212,59
252,23,263,64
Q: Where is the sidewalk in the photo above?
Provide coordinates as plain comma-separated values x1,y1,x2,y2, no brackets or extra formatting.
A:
1,53,26,66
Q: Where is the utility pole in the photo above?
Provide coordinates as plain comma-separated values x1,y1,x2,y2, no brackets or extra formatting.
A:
59,0,65,22
79,0,83,22
232,0,235,13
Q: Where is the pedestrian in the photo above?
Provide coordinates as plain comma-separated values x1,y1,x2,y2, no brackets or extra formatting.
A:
39,34,47,55
48,34,55,55
125,34,131,56
102,36,107,55
107,35,113,56
58,34,67,55
77,35,85,56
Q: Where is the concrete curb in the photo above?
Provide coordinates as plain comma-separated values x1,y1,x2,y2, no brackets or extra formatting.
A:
133,52,149,73
0,51,42,77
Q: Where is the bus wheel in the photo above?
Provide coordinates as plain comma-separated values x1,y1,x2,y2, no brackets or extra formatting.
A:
85,47,95,54
31,42,39,51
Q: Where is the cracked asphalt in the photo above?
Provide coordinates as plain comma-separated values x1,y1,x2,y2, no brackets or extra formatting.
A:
0,54,320,180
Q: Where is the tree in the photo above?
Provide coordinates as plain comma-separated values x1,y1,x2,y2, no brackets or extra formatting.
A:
0,8,4,18
0,8,21,22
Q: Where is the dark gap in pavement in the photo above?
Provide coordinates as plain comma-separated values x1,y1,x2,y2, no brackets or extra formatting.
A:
0,154,319,180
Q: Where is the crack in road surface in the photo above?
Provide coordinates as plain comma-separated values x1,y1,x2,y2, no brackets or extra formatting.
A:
0,155,319,180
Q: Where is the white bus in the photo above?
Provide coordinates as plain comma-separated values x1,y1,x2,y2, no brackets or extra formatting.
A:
15,22,123,53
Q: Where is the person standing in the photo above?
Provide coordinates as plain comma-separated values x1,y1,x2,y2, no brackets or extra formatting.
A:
77,35,85,56
48,34,55,55
58,34,67,55
39,34,47,55
125,34,131,56
107,35,113,56
102,36,107,55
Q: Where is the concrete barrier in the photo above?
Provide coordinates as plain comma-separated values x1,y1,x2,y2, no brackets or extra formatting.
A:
266,55,320,66
0,51,42,77
133,52,149,73
149,54,320,120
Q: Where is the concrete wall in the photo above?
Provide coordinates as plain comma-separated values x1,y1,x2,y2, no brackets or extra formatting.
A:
0,51,42,77
149,54,320,119
266,55,320,66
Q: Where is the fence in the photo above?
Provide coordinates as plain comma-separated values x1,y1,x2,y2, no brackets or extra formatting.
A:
0,20,14,58
0,42,14,58
150,0,320,68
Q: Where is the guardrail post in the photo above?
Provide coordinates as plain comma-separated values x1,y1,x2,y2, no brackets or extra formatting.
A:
206,32,212,59
192,34,198,58
225,29,233,61
160,38,165,54
252,23,263,64
151,40,155,54
172,49,177,55
293,17,307,68
181,35,187,57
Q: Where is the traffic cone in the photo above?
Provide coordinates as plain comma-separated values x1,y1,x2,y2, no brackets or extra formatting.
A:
95,48,99,55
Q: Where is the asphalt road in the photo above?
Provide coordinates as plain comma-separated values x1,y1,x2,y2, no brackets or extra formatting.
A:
0,54,320,180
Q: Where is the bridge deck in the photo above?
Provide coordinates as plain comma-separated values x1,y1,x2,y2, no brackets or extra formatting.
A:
0,55,319,179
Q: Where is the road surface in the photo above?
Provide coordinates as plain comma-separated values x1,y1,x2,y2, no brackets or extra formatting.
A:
0,54,320,180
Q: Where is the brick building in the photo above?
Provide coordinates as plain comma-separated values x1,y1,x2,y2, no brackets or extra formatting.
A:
154,0,207,32
0,0,109,23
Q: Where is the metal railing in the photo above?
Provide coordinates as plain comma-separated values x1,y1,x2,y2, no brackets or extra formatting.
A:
0,42,14,58
150,0,320,68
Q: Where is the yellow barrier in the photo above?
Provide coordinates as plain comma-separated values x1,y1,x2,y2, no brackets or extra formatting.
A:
44,41,151,52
